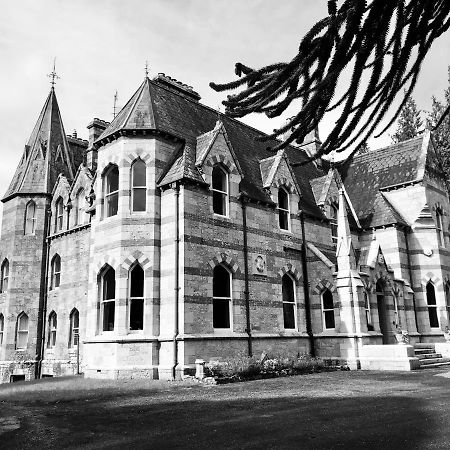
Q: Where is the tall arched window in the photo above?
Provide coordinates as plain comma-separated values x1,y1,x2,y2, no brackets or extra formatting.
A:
129,264,144,330
47,311,57,348
365,291,373,330
54,197,64,232
278,187,290,230
322,289,335,329
330,203,338,245
131,160,147,212
446,284,450,326
104,165,119,218
426,282,439,328
16,312,28,349
1,259,9,293
69,308,79,348
213,265,231,329
24,200,37,235
101,266,116,331
75,188,87,226
51,255,61,290
0,313,4,345
212,165,229,216
282,274,296,329
436,209,445,247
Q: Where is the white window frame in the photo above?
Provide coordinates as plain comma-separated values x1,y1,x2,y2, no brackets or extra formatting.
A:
436,209,445,247
282,273,297,330
47,312,57,349
51,255,61,290
100,267,116,332
212,265,232,330
321,289,336,330
211,165,229,217
75,188,87,226
0,313,4,345
55,198,64,232
131,159,147,213
364,290,373,330
16,312,29,350
1,259,9,293
330,203,338,245
104,166,119,218
277,187,291,231
426,282,439,329
25,200,37,235
69,309,79,348
128,264,145,332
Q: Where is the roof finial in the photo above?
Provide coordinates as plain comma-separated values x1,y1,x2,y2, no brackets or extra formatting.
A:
144,60,149,78
47,57,60,89
113,90,118,118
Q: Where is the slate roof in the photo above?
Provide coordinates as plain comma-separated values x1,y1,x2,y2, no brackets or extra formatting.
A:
340,135,426,228
3,88,77,201
99,75,326,218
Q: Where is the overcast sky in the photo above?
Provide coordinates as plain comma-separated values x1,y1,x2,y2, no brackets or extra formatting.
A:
1,0,450,219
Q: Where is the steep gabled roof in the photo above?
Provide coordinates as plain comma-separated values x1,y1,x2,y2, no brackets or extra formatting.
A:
3,88,75,201
97,75,326,218
340,134,427,228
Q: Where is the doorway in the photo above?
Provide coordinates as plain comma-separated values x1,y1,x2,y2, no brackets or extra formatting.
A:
376,280,390,344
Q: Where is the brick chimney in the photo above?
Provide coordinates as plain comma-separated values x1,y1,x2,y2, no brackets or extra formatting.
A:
86,118,109,171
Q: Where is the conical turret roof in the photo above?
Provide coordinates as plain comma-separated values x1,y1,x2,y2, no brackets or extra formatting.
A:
3,88,75,201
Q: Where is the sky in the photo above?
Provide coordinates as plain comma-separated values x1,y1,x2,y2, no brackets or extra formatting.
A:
1,0,450,220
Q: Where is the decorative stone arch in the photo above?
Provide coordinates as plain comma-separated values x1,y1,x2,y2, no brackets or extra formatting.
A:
278,263,301,282
94,256,118,276
372,271,392,287
99,159,120,177
205,154,239,176
273,177,296,194
122,152,151,168
312,279,336,294
362,278,373,293
421,272,440,287
121,250,152,271
208,252,240,274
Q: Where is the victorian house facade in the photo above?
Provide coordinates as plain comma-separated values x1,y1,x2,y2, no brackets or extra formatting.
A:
0,73,449,382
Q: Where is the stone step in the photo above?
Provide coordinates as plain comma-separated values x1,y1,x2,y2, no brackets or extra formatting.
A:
420,361,450,369
414,343,436,350
417,353,443,360
419,357,450,366
414,349,436,355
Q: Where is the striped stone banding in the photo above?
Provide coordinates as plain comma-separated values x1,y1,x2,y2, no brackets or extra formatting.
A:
278,263,301,281
312,279,336,294
421,273,440,286
95,255,118,274
121,251,152,271
208,253,240,274
204,154,239,175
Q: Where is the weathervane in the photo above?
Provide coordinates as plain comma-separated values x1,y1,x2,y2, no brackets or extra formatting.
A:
144,60,149,78
113,90,118,118
47,58,60,88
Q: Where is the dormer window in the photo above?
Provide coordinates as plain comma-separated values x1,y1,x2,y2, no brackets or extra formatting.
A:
212,165,228,216
54,197,64,233
278,187,290,230
436,208,445,247
104,165,119,218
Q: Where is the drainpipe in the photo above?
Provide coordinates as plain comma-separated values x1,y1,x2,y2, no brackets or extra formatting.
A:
299,209,315,357
403,227,419,332
239,195,252,357
172,183,180,380
36,200,52,379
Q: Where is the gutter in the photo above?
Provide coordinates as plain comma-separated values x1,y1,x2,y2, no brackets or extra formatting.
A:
240,195,253,357
299,209,315,357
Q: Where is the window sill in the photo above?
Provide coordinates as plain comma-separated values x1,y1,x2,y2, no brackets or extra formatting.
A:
213,213,230,220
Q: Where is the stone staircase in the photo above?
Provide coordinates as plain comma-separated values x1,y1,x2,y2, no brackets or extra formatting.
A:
414,343,450,369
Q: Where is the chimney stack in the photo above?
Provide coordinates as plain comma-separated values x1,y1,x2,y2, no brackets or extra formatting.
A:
86,118,109,171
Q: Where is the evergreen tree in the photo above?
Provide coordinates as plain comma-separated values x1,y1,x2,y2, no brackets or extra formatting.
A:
427,66,450,183
391,95,423,144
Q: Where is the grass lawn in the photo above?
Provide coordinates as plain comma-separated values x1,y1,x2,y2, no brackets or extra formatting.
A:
1,368,450,449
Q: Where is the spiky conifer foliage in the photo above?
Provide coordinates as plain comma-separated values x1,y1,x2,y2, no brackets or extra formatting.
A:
391,95,423,143
210,0,450,164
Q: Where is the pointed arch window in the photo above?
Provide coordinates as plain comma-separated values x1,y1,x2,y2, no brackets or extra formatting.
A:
69,308,79,348
212,165,229,216
1,259,9,293
446,284,450,326
436,209,445,247
129,264,144,330
322,289,335,329
364,291,373,330
25,200,37,235
101,266,116,332
213,265,232,329
330,203,338,245
426,282,439,328
131,160,147,212
104,165,119,218
51,255,61,290
278,187,290,230
0,313,4,345
16,312,28,349
54,197,64,232
282,274,296,329
75,188,88,226
47,311,57,348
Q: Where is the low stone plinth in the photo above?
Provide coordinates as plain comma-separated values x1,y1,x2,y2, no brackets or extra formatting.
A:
435,342,450,357
359,345,420,371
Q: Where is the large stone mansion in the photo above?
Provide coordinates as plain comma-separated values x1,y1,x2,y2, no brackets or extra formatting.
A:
0,72,449,381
